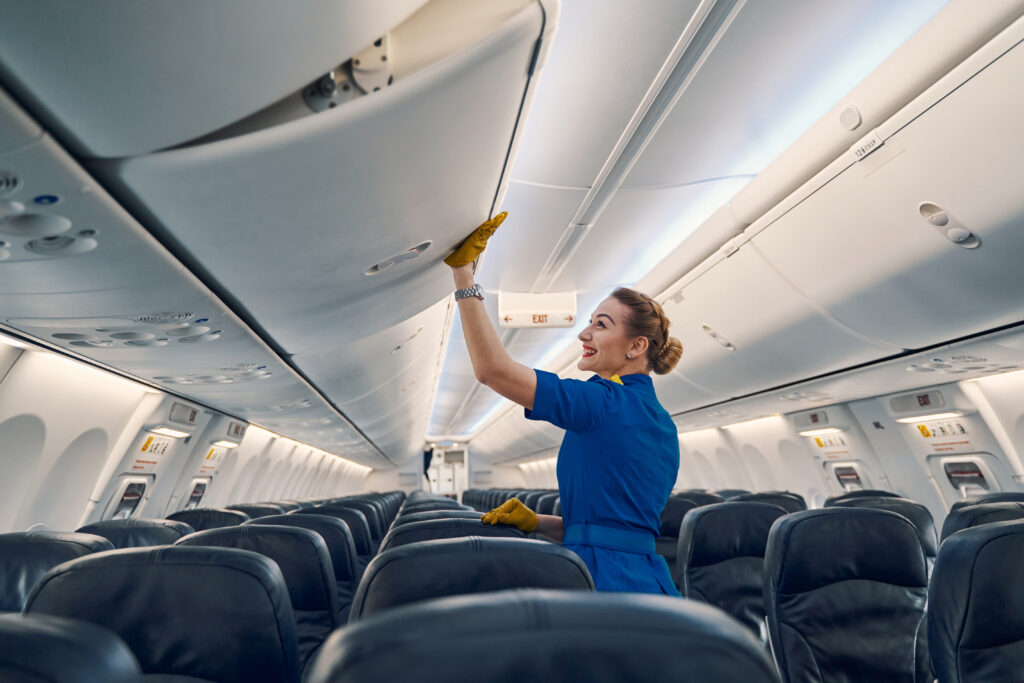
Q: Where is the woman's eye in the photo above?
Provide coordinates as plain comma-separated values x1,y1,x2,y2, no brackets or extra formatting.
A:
596,321,605,328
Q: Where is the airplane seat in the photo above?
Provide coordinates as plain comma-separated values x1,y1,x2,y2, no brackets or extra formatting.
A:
308,589,779,682
940,501,1024,542
765,508,929,683
174,525,339,668
655,497,698,578
227,503,286,519
248,513,361,621
334,501,385,543
521,490,547,509
400,501,471,514
165,508,250,531
535,492,560,515
0,531,114,613
731,491,808,514
349,537,594,622
829,496,938,571
928,519,1024,683
272,500,303,512
676,502,788,634
715,488,751,499
389,509,483,530
303,506,374,570
949,491,1024,511
672,491,725,507
552,497,562,516
24,545,301,682
0,613,142,683
824,489,901,506
76,518,194,549
378,518,526,553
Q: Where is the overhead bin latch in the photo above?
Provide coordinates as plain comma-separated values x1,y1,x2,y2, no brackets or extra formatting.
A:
303,34,393,113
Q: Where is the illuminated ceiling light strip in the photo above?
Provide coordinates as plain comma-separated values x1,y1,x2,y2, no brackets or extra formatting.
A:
212,440,239,448
151,426,190,438
798,427,844,437
721,415,780,429
894,411,964,424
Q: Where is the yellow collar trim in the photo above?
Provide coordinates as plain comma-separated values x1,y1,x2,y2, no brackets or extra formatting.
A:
609,375,624,385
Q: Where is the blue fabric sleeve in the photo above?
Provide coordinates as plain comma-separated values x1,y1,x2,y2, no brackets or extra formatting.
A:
524,369,616,433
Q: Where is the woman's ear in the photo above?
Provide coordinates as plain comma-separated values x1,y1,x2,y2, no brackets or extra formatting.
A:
630,336,649,357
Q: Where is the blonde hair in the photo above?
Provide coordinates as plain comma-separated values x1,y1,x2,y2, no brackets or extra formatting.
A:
610,287,683,375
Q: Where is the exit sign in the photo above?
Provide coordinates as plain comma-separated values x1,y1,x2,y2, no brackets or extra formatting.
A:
498,291,577,329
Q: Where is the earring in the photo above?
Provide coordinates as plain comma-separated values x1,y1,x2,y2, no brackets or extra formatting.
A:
626,353,632,359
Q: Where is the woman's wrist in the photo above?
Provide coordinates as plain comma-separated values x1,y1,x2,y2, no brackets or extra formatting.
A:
452,264,475,290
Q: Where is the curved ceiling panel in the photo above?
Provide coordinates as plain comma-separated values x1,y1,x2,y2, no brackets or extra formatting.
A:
0,0,430,157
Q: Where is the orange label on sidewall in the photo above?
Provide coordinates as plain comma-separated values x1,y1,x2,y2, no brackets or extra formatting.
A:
142,436,154,452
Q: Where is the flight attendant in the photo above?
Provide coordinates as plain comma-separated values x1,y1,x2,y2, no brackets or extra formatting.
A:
445,214,683,594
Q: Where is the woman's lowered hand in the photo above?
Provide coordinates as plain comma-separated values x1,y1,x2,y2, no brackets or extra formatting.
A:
480,497,538,533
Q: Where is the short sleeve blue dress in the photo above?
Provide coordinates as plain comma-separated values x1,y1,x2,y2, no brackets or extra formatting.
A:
525,369,680,595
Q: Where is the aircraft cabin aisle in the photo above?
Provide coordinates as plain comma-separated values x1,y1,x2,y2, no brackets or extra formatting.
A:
1,0,1024,681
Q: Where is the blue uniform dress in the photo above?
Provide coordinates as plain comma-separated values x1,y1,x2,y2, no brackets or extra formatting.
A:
525,369,680,595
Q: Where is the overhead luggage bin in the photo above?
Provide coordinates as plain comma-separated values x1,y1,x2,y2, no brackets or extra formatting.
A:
0,0,430,157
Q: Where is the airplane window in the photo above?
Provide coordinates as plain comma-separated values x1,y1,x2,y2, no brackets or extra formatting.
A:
111,482,146,519
943,461,989,495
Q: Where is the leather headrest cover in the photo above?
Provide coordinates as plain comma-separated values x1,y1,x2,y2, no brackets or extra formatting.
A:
940,501,1024,541
0,531,115,612
24,545,300,683
350,537,594,621
824,489,900,506
308,589,778,683
929,520,1024,682
166,508,249,531
950,491,1024,511
679,502,788,567
0,613,141,683
658,497,697,537
248,514,359,583
672,491,725,507
731,492,807,513
379,518,525,552
76,518,194,549
227,504,286,518
830,496,938,557
391,510,483,528
175,525,336,613
305,507,371,555
767,508,927,594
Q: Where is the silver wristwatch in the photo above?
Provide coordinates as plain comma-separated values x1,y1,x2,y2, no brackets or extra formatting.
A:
455,283,485,301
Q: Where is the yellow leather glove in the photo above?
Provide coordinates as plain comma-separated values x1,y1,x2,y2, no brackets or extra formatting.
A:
480,497,538,533
443,212,508,267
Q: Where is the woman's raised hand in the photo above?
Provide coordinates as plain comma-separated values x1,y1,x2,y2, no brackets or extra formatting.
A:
444,212,508,268
480,496,538,533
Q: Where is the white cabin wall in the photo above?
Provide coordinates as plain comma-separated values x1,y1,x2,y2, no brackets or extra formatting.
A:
364,454,427,494
203,426,274,508
0,349,150,532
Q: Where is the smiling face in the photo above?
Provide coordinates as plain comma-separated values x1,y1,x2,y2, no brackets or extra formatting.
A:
577,297,648,378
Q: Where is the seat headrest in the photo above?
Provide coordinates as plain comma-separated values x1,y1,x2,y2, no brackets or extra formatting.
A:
227,503,286,519
0,531,114,612
307,589,778,683
929,520,1024,682
766,508,927,594
672,491,725,507
950,491,1024,511
305,506,371,553
658,497,698,536
248,513,359,583
0,613,141,683
24,545,300,683
350,537,593,621
730,491,807,513
940,501,1024,541
175,525,337,615
679,502,788,567
166,508,249,531
830,496,938,557
76,518,194,548
391,510,483,528
379,518,525,552
824,489,900,506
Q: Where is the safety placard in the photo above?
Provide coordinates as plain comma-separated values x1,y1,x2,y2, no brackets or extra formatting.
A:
914,419,973,454
198,446,227,475
131,434,174,473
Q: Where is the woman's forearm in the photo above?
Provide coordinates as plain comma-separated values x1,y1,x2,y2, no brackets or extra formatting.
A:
453,265,537,409
534,514,564,542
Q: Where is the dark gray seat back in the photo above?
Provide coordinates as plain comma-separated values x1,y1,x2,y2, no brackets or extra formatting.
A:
940,501,1024,541
166,507,249,531
0,531,114,612
379,518,525,553
76,518,193,548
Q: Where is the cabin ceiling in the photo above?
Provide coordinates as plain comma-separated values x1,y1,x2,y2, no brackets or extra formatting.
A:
6,0,1022,471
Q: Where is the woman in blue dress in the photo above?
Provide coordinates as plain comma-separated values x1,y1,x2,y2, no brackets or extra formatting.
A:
445,214,683,594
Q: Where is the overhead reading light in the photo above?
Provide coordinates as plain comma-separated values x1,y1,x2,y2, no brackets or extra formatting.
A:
151,426,190,438
798,427,844,437
894,411,964,424
213,440,240,448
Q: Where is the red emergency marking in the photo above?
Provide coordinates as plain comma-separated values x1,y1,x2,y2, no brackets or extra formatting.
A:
532,314,548,324
503,316,512,323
